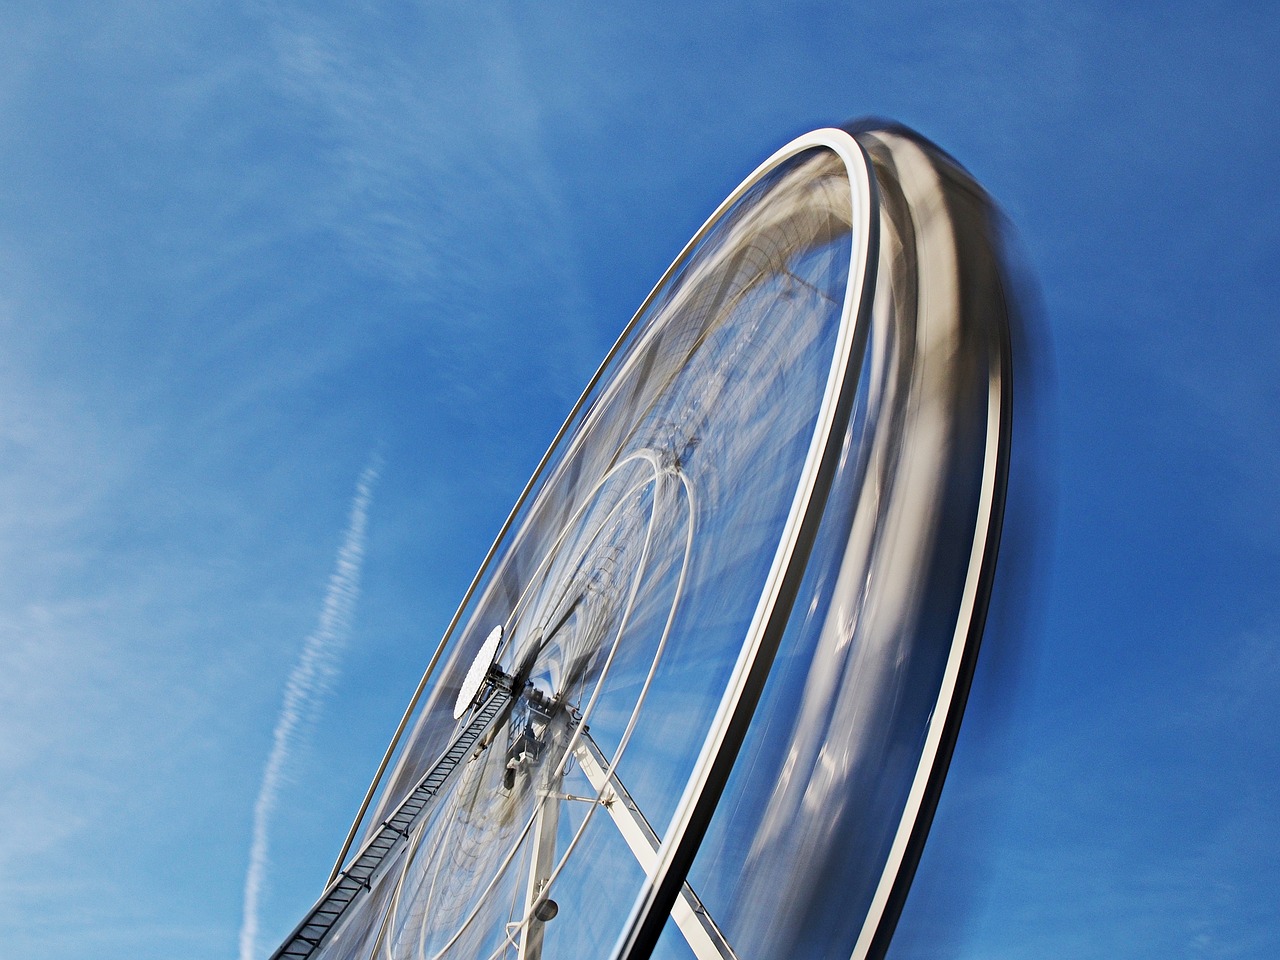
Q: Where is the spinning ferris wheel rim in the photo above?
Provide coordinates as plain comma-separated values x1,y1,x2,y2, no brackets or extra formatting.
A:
608,127,879,959
292,122,1016,960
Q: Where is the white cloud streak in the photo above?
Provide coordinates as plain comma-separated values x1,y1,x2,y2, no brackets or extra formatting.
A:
238,455,382,960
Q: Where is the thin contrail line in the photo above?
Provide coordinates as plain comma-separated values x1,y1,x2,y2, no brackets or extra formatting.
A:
238,455,382,960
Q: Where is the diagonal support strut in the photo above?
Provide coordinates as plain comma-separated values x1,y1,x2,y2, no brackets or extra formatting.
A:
572,732,739,960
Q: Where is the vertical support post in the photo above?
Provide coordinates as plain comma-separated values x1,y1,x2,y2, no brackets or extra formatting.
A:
518,788,561,960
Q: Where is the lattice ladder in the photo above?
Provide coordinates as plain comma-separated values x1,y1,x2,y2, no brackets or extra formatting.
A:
269,685,512,960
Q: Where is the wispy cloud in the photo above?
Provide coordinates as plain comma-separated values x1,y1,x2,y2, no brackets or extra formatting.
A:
238,454,382,960
249,2,598,392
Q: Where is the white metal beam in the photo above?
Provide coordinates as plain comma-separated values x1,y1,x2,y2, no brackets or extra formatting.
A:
573,733,738,960
517,784,562,960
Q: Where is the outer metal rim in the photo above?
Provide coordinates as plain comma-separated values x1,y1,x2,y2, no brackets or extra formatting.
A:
846,123,1013,960
332,124,1015,960
610,127,877,960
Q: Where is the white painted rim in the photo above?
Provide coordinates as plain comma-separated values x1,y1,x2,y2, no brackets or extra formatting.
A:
610,126,877,958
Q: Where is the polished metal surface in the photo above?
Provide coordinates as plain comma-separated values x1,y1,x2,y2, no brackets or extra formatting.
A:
276,122,1017,960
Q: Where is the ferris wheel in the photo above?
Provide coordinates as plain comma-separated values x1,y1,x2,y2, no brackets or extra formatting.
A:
269,121,1015,960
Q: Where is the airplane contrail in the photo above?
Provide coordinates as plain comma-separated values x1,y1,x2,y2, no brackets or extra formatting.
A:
238,455,382,960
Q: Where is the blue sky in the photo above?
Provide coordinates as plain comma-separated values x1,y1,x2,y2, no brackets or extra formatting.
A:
0,2,1276,959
